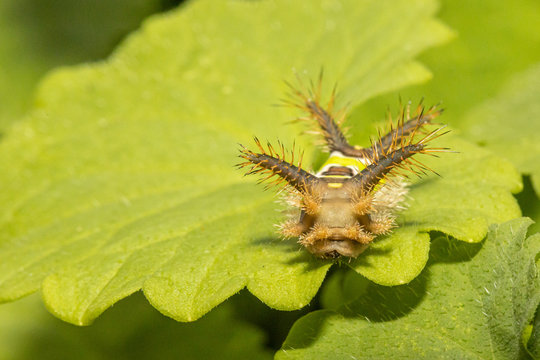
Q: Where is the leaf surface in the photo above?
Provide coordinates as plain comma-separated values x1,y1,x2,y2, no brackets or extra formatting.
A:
528,296,540,359
279,218,540,359
347,133,521,285
2,0,516,325
344,0,540,234
347,0,540,126
462,63,540,234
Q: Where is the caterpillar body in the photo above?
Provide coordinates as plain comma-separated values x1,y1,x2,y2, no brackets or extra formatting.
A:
238,79,449,259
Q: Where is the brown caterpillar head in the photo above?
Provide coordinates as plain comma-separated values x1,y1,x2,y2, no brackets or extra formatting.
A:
238,92,450,260
281,180,402,258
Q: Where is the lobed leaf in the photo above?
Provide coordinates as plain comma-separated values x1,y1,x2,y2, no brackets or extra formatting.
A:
2,0,512,325
279,218,540,359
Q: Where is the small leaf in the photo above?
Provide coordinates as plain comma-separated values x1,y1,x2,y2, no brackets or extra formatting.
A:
279,218,540,359
0,0,454,324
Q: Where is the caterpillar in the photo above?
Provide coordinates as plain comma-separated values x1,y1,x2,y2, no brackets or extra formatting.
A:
238,78,449,259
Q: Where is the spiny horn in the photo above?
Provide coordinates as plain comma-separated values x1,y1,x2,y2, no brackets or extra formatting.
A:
238,139,322,195
346,125,449,193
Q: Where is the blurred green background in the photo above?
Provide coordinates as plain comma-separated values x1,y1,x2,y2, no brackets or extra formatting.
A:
0,0,181,131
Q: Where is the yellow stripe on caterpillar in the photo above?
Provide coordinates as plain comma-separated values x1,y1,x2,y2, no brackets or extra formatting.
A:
319,153,367,173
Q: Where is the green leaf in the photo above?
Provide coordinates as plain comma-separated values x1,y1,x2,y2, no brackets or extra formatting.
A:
462,63,540,235
347,133,521,285
347,0,540,127
463,63,540,189
424,0,540,122
0,0,455,324
342,2,540,237
0,0,172,131
318,267,370,310
528,298,540,359
515,176,540,238
279,218,540,359
0,292,272,360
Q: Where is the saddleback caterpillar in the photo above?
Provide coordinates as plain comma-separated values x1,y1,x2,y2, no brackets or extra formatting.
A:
238,77,449,259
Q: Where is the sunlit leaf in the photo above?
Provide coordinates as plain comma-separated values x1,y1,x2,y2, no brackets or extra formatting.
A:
348,133,521,285
0,0,484,325
279,218,540,359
